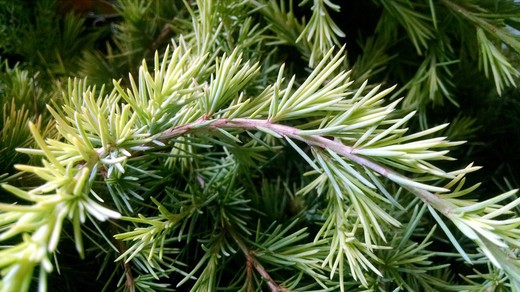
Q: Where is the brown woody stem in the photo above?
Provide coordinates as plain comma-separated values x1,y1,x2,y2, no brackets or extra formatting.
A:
228,228,285,292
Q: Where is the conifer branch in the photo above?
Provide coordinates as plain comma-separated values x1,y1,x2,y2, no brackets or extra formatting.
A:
158,116,519,286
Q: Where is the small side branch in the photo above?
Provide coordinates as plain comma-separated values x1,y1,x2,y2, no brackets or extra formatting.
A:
149,24,173,55
229,229,285,292
114,229,135,292
124,261,135,292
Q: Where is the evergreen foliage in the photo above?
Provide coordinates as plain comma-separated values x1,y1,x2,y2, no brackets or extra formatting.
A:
0,0,520,291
